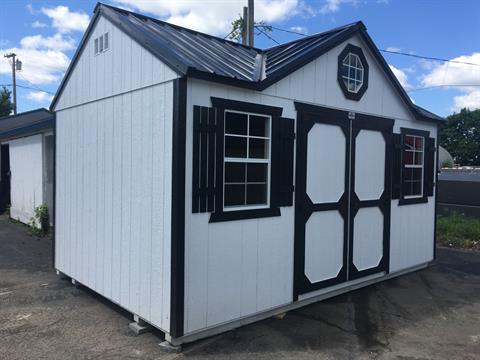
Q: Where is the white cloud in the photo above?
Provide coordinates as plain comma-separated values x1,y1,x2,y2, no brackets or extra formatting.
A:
41,6,90,33
0,46,70,85
452,90,480,112
421,53,480,112
32,21,47,29
27,91,54,103
114,0,302,36
26,4,36,15
386,46,400,52
290,26,308,34
20,33,76,51
389,64,410,90
320,0,342,14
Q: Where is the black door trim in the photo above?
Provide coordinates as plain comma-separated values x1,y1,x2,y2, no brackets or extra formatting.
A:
293,102,351,299
294,102,394,299
348,113,393,280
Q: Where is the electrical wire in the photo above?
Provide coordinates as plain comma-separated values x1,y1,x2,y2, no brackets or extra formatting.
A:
262,24,480,68
0,83,55,95
255,26,280,45
379,49,480,67
407,84,480,93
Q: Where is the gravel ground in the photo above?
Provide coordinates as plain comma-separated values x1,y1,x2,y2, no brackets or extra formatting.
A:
0,214,479,360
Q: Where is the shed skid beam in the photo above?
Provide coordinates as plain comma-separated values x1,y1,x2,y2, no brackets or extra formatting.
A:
159,340,182,353
129,314,152,335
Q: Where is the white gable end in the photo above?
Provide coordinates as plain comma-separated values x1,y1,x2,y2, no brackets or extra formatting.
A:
262,34,414,122
54,15,178,111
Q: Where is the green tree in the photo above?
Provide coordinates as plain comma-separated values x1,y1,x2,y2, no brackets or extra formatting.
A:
0,86,13,117
439,108,480,166
228,14,271,42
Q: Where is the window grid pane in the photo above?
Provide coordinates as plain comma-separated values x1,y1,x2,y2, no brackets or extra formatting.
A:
342,52,364,93
403,134,425,197
224,111,271,209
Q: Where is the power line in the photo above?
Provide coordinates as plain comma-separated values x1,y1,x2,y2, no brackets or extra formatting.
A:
379,49,480,67
255,26,280,45
407,84,480,93
0,83,55,95
260,24,480,68
269,25,307,36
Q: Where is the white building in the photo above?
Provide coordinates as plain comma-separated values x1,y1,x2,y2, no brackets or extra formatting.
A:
51,3,444,347
0,108,54,226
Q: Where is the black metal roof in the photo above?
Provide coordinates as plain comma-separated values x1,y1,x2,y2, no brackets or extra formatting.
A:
0,108,54,140
50,3,444,123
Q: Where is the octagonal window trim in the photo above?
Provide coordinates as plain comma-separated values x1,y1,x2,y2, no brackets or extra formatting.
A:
337,44,369,101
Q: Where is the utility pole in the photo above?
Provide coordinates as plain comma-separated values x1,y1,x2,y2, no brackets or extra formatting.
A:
247,0,254,47
4,53,21,115
242,6,248,45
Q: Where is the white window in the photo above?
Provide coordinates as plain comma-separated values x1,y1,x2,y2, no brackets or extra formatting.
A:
94,32,109,55
223,110,271,210
403,134,424,198
341,52,364,93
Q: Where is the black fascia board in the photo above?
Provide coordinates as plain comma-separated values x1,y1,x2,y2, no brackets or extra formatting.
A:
0,118,54,140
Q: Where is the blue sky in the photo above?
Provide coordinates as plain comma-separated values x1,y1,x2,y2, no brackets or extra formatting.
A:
1,0,479,116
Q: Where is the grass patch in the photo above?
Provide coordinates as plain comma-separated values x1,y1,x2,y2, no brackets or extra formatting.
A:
437,213,480,250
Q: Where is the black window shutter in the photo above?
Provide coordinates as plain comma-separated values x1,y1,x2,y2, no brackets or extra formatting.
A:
271,116,295,207
192,105,217,213
424,137,436,197
392,133,403,199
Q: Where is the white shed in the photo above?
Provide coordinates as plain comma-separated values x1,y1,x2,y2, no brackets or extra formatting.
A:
51,3,445,347
0,109,55,226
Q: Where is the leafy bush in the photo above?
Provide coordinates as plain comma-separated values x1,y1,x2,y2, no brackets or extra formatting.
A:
29,204,49,236
436,212,480,249
441,159,453,168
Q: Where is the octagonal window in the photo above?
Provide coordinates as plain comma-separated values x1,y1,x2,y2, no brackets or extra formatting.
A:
342,53,364,93
337,44,369,101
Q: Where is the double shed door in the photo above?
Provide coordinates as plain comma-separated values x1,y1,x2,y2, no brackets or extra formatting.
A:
294,103,393,298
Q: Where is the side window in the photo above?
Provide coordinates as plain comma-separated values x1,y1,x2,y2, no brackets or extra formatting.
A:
402,134,424,198
191,98,295,222
94,32,109,55
224,111,271,210
393,128,435,205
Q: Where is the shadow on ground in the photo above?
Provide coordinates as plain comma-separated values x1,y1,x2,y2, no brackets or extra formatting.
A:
1,214,479,360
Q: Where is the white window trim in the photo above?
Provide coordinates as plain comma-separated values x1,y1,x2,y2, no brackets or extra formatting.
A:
223,110,272,212
342,52,364,94
94,32,110,55
403,134,425,199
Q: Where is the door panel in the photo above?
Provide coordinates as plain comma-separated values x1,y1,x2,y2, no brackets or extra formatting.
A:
352,207,384,271
294,104,350,297
354,130,385,201
306,123,345,204
294,103,393,299
348,114,393,280
305,209,345,283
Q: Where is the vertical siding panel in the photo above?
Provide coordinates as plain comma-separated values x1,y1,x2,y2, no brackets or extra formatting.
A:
302,62,316,103
82,105,90,284
96,101,106,292
130,90,142,313
90,103,98,289
241,221,258,316
131,40,142,90
140,87,153,318
111,95,123,303
162,83,173,331
68,110,75,278
55,116,63,270
207,223,242,326
150,84,164,326
73,108,80,279
103,97,114,298
120,93,132,308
